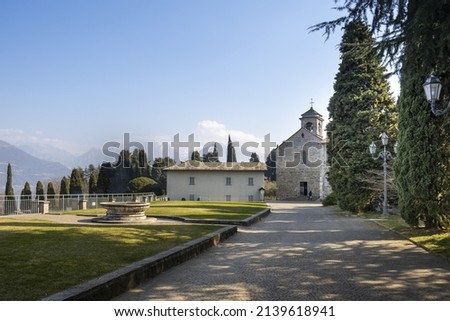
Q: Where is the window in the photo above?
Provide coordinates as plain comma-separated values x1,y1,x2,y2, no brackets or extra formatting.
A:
226,177,232,186
226,195,231,201
248,195,254,202
189,177,195,185
248,177,254,186
189,194,195,201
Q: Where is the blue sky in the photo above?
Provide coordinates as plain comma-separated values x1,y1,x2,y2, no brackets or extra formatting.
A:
0,0,397,160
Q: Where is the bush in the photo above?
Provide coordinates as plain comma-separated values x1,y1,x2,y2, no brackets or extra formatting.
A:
322,192,337,207
264,180,277,199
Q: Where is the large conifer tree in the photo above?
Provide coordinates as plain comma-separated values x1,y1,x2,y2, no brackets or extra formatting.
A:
4,163,16,214
312,0,450,227
227,135,237,163
35,181,45,201
20,181,32,212
394,1,450,228
47,182,56,200
326,20,396,212
60,176,70,195
69,168,84,195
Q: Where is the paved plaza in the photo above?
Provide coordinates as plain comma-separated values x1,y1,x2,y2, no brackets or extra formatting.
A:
115,202,450,300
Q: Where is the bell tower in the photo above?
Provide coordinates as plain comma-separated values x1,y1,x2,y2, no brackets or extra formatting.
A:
300,99,324,138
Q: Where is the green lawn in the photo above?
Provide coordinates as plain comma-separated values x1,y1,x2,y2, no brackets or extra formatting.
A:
64,201,268,221
148,201,268,220
0,219,220,300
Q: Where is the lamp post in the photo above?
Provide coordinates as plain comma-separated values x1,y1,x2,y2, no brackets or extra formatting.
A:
423,72,450,116
369,133,397,216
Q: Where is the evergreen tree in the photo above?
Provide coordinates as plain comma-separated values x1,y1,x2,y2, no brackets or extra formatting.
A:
60,176,70,195
249,152,260,162
69,168,84,195
20,181,32,212
227,135,237,163
326,20,396,212
20,182,32,198
394,2,450,228
88,173,97,194
151,157,175,194
97,162,115,193
126,177,161,194
5,163,15,197
47,182,56,200
203,143,220,162
191,150,201,161
312,0,450,227
4,163,16,214
108,150,134,193
130,149,151,179
35,181,45,201
265,149,277,181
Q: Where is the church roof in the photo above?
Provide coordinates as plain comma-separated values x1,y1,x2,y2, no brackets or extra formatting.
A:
301,107,324,120
165,160,267,172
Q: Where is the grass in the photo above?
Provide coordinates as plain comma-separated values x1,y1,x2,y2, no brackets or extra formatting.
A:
0,219,220,300
64,201,268,221
332,206,450,261
147,201,268,220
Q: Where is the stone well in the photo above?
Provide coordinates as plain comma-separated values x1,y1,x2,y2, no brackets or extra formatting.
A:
92,202,155,223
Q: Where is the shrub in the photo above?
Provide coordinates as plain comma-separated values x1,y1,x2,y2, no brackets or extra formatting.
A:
322,192,337,207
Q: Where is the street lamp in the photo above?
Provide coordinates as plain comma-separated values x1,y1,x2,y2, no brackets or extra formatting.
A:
423,72,450,116
369,133,396,216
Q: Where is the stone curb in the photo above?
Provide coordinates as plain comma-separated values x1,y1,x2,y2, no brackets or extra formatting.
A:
148,207,271,226
42,225,237,301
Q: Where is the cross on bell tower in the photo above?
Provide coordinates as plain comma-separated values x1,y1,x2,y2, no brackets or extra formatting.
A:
300,98,324,138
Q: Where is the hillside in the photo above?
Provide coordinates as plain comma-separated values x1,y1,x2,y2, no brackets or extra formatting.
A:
0,140,71,193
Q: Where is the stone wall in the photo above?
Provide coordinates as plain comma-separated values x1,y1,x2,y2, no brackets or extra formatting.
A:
276,129,327,200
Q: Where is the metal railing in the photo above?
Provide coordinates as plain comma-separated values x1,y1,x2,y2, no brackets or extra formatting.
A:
0,193,157,215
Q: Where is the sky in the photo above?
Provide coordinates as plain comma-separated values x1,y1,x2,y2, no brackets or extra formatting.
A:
0,0,399,162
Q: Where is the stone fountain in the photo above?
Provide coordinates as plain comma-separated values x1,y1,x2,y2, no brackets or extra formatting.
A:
93,201,155,223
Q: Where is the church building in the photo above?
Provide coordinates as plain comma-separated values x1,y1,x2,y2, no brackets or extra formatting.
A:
276,102,331,200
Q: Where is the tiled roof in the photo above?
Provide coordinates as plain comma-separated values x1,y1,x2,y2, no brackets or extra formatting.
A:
165,160,267,171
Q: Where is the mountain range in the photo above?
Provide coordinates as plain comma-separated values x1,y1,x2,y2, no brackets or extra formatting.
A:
0,140,107,193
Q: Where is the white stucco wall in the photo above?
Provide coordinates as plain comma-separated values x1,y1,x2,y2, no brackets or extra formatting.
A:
167,170,265,201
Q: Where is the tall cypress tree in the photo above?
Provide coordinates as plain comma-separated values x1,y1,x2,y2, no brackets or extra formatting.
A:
5,163,15,197
88,173,97,194
69,168,84,195
35,181,45,201
60,176,70,195
311,0,450,228
394,0,450,228
4,163,16,214
97,163,114,193
227,135,237,163
265,149,277,181
20,181,32,212
47,182,56,200
326,20,396,212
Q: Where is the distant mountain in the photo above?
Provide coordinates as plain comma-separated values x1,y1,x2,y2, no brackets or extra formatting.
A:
73,148,114,168
18,143,75,169
18,143,112,169
0,140,71,193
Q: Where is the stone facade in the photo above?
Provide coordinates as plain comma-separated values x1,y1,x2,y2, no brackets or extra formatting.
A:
276,107,331,200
